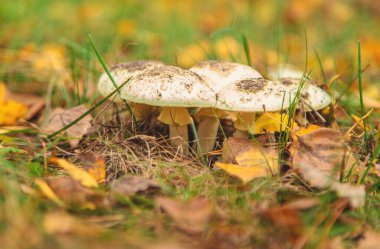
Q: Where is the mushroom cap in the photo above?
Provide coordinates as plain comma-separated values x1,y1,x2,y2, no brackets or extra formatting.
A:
120,65,216,107
279,78,331,111
97,60,165,99
216,78,331,112
189,60,263,92
216,78,292,112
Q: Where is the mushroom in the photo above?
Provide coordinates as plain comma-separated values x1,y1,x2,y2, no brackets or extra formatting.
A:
97,60,165,120
189,60,263,154
216,78,331,138
120,65,215,155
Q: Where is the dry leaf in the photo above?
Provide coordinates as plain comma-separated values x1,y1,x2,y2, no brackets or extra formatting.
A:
43,211,100,236
292,128,346,178
357,230,380,249
49,158,98,188
254,112,298,134
218,140,279,183
222,137,256,164
291,128,365,208
215,162,268,184
7,92,45,120
111,175,160,198
40,105,92,147
0,83,28,125
77,152,106,183
35,178,64,206
236,146,279,174
156,197,213,234
44,176,110,209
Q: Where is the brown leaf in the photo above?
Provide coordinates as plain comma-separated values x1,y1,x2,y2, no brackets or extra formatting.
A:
77,152,106,183
43,176,110,209
222,137,255,164
156,197,213,234
291,128,365,208
40,105,92,147
111,175,160,198
292,128,346,181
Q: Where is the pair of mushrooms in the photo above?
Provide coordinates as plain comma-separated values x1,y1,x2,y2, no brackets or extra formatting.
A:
98,60,331,156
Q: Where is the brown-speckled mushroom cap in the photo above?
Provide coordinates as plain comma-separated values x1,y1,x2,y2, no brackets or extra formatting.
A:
216,78,291,112
189,60,263,92
279,78,331,111
120,65,216,107
97,60,165,99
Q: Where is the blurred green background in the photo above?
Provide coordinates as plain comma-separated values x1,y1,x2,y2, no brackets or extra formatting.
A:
1,0,380,110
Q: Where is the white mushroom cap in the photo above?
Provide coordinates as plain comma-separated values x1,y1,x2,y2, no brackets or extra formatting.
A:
216,78,291,112
120,65,216,107
268,64,305,80
189,60,263,92
216,78,331,112
97,60,165,99
279,78,331,111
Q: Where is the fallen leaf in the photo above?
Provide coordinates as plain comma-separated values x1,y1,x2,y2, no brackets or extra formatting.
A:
77,152,106,183
43,176,110,209
0,83,28,125
215,162,268,184
7,92,45,120
49,158,98,188
156,197,213,234
35,178,64,206
218,140,279,183
40,105,92,147
222,137,256,164
293,124,322,137
292,128,346,178
357,230,380,249
43,211,100,236
254,112,298,134
236,146,279,174
111,175,160,198
291,128,365,208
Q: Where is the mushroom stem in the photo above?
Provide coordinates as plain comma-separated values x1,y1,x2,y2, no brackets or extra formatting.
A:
169,123,189,156
196,116,220,155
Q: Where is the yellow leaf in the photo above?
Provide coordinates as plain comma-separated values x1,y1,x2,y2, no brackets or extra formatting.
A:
254,112,298,134
236,146,279,174
294,124,322,137
0,83,28,125
177,40,210,68
215,162,268,184
49,158,98,188
78,152,106,184
35,179,64,206
351,114,371,130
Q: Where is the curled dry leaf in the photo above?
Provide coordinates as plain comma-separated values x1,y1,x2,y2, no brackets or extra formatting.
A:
40,105,92,147
77,152,106,183
156,197,213,234
49,158,98,188
291,128,365,208
111,175,160,198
